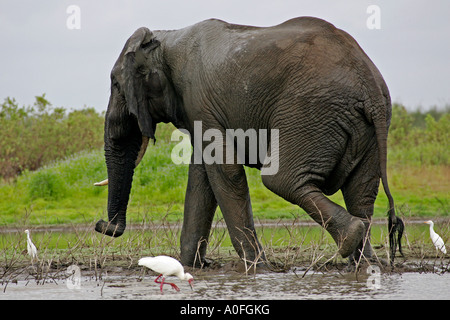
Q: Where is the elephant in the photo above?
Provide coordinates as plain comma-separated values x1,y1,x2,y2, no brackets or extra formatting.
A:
94,17,404,267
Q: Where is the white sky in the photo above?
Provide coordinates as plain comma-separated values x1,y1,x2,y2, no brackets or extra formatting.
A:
0,0,449,112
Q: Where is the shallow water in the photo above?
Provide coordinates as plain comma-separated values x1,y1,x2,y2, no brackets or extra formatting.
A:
2,269,449,300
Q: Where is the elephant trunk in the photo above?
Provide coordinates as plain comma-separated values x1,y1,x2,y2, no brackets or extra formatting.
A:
95,135,149,237
93,136,149,187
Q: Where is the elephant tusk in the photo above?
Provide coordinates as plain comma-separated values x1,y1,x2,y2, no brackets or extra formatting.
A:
94,179,109,186
135,136,150,167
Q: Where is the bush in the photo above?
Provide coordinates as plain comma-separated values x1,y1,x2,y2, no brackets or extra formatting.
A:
0,95,104,180
28,170,67,200
389,104,449,166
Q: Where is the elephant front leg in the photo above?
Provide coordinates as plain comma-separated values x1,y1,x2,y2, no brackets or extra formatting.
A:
180,162,217,267
205,163,266,267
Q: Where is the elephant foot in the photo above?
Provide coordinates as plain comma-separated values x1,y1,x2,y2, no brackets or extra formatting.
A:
325,215,365,259
299,191,365,259
347,238,374,264
346,255,389,272
181,255,210,269
221,258,272,274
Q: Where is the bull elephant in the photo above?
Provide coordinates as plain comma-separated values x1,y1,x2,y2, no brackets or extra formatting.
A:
94,17,404,267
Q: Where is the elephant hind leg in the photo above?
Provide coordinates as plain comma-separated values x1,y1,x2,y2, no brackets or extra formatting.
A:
262,174,364,258
297,188,365,258
341,144,381,263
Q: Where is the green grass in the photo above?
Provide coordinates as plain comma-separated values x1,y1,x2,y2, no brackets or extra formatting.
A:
0,123,448,227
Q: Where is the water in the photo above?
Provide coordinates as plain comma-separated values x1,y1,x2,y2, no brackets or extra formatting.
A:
2,269,449,300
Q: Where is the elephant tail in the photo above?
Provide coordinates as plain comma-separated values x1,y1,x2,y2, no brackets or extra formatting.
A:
368,97,404,265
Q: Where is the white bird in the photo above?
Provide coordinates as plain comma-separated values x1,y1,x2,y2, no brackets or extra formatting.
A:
138,255,193,293
24,229,38,260
424,220,447,254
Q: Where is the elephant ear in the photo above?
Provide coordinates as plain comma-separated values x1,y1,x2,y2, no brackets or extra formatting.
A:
122,27,160,140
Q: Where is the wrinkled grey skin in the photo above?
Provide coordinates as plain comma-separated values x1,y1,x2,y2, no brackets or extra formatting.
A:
95,17,403,267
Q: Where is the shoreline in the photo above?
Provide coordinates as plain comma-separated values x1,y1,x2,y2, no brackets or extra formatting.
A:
1,216,448,234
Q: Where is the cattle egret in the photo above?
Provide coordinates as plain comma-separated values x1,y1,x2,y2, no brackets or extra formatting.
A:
424,220,447,254
138,256,194,293
24,229,38,260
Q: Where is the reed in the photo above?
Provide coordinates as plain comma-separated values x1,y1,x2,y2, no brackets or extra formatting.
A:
0,210,448,293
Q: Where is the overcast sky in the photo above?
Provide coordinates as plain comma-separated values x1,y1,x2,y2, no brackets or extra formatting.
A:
1,0,449,112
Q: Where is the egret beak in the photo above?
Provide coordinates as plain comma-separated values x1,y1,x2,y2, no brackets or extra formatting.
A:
188,279,194,291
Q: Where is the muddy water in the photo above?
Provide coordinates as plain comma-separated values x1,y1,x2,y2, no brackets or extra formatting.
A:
2,269,449,300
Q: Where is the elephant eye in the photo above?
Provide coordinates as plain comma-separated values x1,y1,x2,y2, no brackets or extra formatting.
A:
137,65,148,75
111,78,120,91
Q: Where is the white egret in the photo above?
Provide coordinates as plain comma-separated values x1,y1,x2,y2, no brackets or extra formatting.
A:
424,220,447,254
138,255,194,293
24,229,38,260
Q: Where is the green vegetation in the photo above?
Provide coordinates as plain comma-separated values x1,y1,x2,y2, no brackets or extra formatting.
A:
0,95,104,180
0,97,448,227
388,104,449,166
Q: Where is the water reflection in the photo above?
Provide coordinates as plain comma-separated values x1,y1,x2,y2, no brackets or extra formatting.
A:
1,269,449,300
